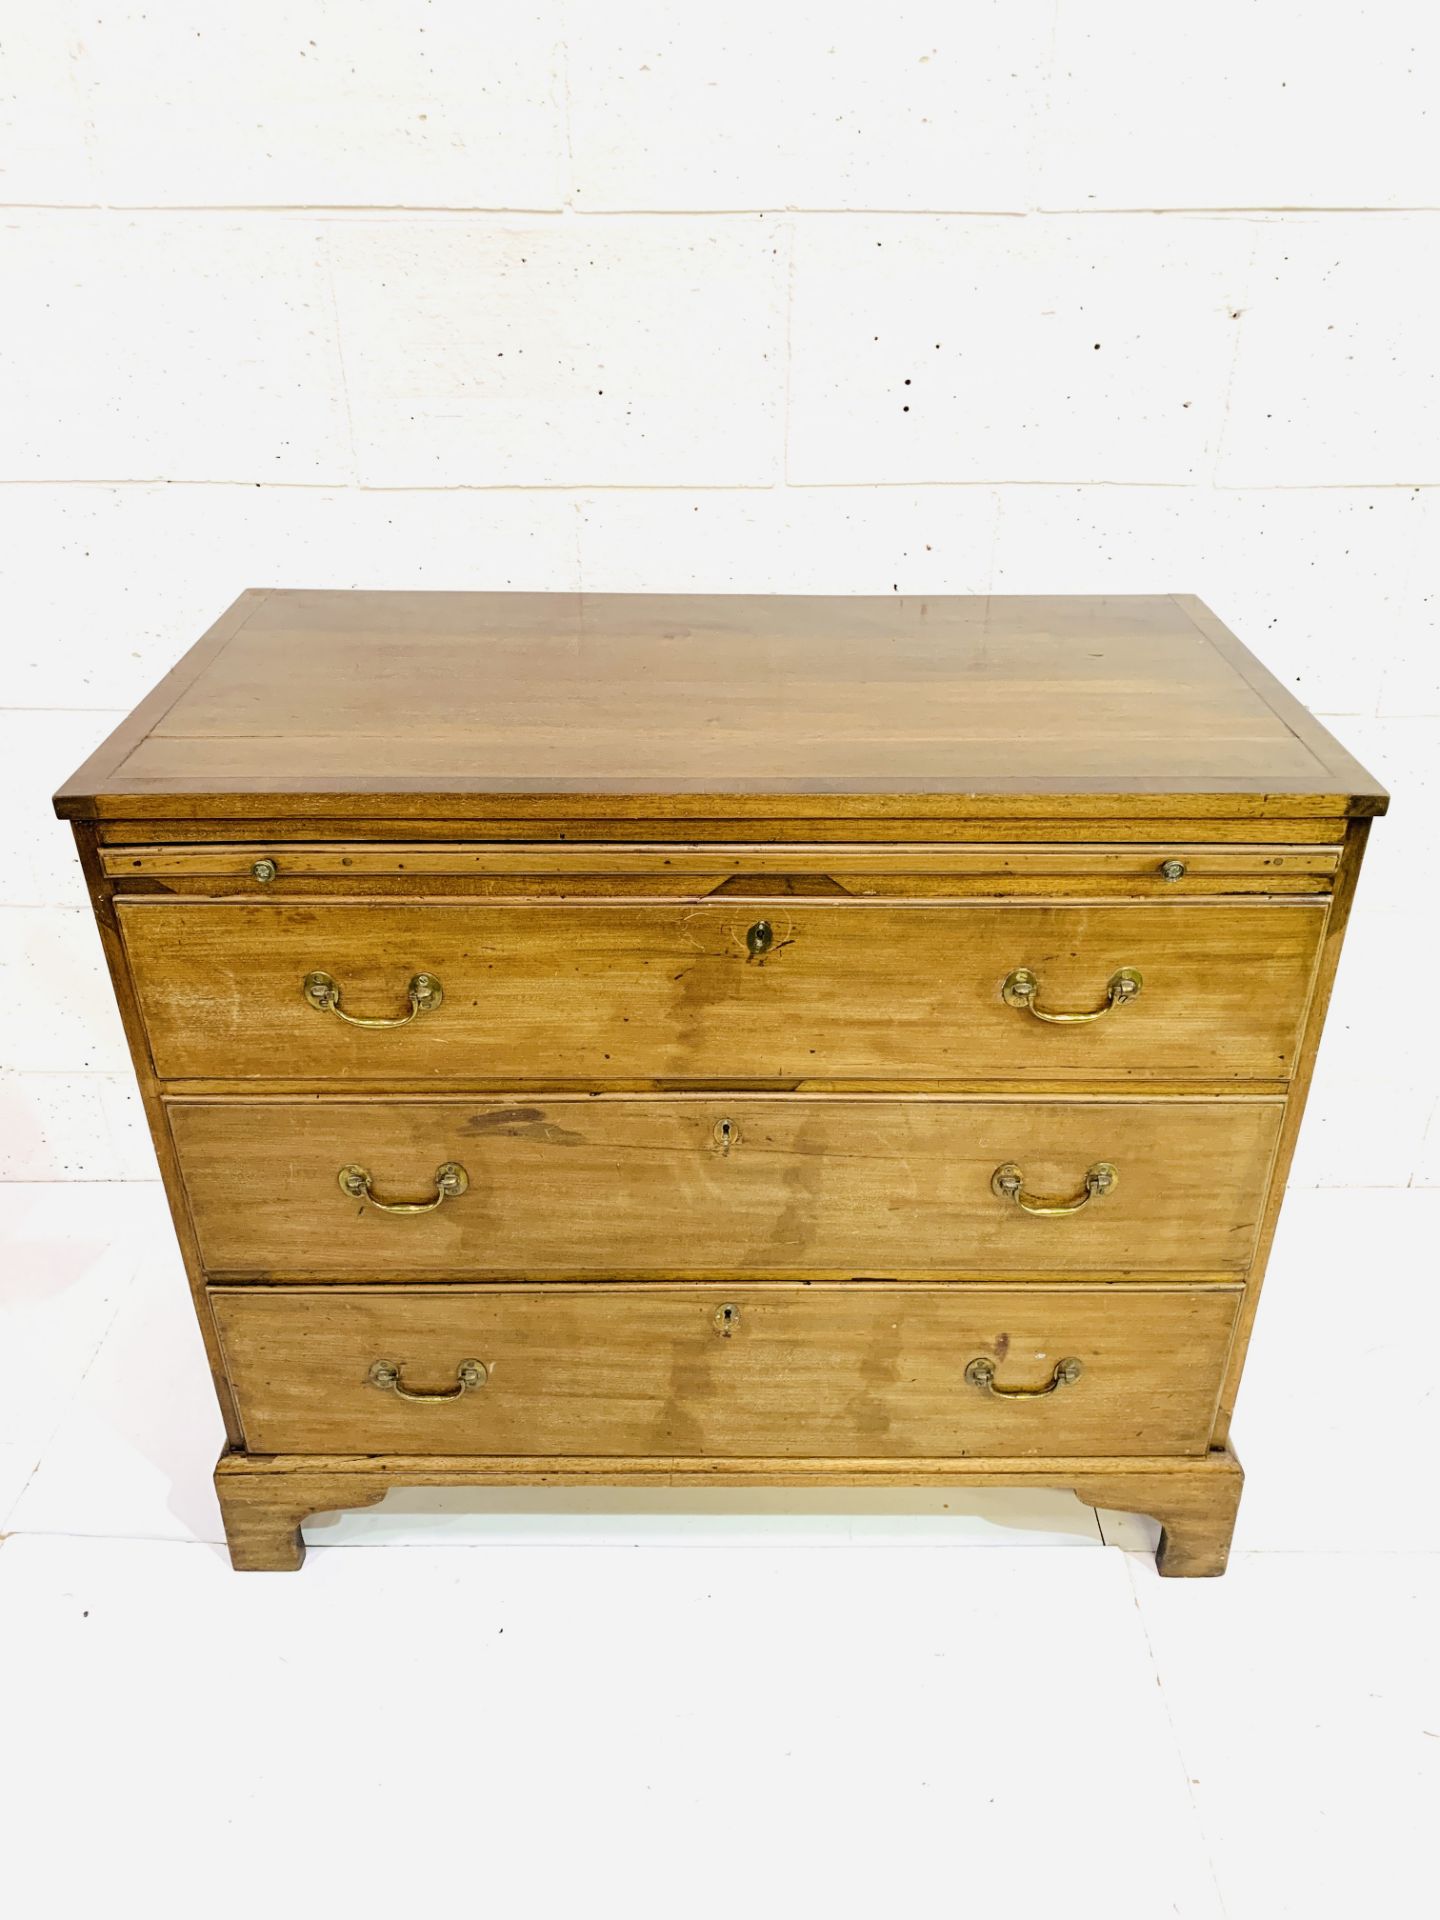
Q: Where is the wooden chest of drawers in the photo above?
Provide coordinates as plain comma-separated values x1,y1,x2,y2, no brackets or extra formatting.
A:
55,590,1385,1574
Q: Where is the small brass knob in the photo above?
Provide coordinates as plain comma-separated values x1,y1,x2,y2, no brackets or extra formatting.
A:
251,858,278,883
1159,859,1187,883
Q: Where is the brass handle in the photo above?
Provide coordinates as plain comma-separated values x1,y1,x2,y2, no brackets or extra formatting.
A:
1001,967,1141,1023
992,1161,1117,1216
965,1356,1083,1397
339,1162,469,1213
368,1358,486,1401
304,969,443,1028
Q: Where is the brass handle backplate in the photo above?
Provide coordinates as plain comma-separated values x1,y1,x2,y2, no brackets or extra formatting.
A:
992,1161,1117,1216
304,969,443,1028
1002,967,1141,1023
965,1356,1083,1398
368,1358,486,1401
339,1162,469,1214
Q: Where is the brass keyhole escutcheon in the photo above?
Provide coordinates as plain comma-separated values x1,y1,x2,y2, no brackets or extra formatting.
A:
713,1116,740,1155
746,919,774,957
714,1303,741,1337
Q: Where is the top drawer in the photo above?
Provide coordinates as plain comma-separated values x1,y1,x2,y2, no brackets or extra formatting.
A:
118,897,1325,1084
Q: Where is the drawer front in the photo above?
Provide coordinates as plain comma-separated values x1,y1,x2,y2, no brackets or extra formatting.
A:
173,1095,1283,1277
211,1283,1242,1459
105,841,1343,887
121,899,1324,1083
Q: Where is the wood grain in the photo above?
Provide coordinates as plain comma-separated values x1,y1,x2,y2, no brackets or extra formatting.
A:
1071,1447,1244,1575
66,823,243,1443
210,1283,1242,1460
121,898,1325,1085
54,590,1387,821
94,812,1355,845
100,840,1343,882
55,589,1374,1579
1213,815,1375,1441
213,1443,1244,1576
170,1094,1284,1277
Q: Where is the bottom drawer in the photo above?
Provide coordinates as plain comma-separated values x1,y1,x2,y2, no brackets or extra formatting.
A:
212,1283,1241,1460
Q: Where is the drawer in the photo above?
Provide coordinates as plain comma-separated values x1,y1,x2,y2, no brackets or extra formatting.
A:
172,1095,1283,1278
121,898,1326,1083
105,840,1342,892
211,1282,1242,1458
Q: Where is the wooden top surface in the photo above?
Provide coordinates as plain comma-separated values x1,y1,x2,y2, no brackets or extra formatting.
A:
54,589,1386,824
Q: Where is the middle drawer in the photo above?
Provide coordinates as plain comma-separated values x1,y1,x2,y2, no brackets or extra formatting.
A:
170,1095,1283,1278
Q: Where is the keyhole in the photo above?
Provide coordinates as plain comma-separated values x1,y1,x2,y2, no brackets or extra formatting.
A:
713,1116,739,1155
714,1303,741,1337
746,920,774,957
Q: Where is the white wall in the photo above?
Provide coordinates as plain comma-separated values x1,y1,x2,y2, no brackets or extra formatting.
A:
2,2,1436,1185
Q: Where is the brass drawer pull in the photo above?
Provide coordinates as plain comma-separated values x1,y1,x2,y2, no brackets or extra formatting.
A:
965,1356,1083,1397
992,1161,1116,1216
1001,966,1141,1023
368,1358,486,1401
339,1162,469,1214
304,969,443,1028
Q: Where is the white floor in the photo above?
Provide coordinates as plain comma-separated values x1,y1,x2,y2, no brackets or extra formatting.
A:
1,1182,1435,1920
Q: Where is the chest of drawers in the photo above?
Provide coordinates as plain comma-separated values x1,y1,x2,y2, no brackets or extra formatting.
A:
55,590,1385,1574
